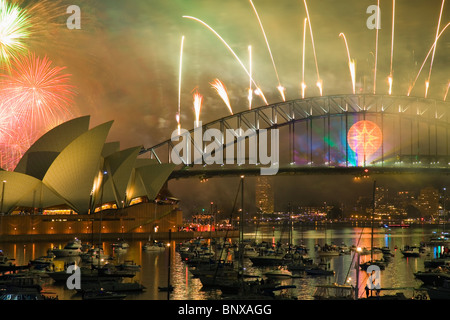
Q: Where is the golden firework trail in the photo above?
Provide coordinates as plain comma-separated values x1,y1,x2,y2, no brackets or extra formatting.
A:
248,45,253,109
425,80,430,98
301,18,307,99
373,0,380,94
210,79,233,115
193,91,203,128
388,0,395,95
175,113,180,134
407,22,450,96
254,87,268,105
339,33,356,94
249,0,285,101
425,0,445,98
444,82,450,101
177,35,185,135
183,15,268,105
303,0,322,96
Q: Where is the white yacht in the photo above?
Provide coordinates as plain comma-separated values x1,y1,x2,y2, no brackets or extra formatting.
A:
81,247,110,265
0,251,15,267
51,238,82,257
143,241,166,252
264,267,293,279
111,239,130,250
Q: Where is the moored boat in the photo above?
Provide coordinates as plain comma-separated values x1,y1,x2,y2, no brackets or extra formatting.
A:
0,250,15,267
316,244,340,257
400,245,421,258
76,280,145,294
360,259,387,271
115,260,141,272
47,264,136,283
29,253,55,271
143,241,166,252
313,283,354,300
426,279,450,300
414,266,450,286
81,247,111,265
305,262,335,276
264,267,292,279
111,238,130,250
426,232,450,246
51,238,83,257
82,290,127,300
424,257,450,268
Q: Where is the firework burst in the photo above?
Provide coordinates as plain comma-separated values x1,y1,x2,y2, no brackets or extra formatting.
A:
183,15,268,104
339,33,356,94
193,90,203,128
373,0,380,94
301,18,307,99
248,45,253,109
0,100,14,138
0,53,76,131
388,0,395,95
0,123,36,171
444,82,450,101
0,0,31,69
210,79,233,115
426,0,445,98
177,35,185,135
249,0,285,101
303,0,322,96
407,22,450,97
254,87,268,105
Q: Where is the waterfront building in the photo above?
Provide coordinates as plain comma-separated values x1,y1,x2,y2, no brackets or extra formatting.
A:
414,187,440,219
255,176,274,214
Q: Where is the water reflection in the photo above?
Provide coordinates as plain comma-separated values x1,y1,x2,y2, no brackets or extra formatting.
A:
0,224,443,300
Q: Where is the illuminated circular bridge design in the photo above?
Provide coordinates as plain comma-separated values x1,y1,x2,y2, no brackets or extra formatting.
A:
141,94,450,179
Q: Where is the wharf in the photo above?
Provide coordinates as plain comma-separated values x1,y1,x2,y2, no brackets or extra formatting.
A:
0,230,239,243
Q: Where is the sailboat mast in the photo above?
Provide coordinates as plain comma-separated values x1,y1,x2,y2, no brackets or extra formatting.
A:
239,176,245,274
167,228,171,300
289,202,292,251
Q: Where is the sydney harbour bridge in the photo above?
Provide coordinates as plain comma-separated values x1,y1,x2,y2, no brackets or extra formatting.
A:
142,94,450,180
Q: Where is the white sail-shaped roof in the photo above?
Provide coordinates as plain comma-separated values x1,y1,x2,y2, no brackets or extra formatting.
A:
126,163,175,204
42,121,113,214
14,116,90,179
102,141,121,158
14,181,68,210
0,171,41,213
101,146,141,207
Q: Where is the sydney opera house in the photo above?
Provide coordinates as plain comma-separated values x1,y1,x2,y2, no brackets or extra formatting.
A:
0,116,182,241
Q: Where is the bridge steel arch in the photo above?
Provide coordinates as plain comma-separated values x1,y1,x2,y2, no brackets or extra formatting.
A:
141,94,450,179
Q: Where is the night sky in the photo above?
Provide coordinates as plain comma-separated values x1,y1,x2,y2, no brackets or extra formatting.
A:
25,1,450,215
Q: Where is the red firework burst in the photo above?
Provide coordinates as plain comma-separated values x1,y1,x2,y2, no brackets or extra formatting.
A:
0,126,36,171
0,53,76,130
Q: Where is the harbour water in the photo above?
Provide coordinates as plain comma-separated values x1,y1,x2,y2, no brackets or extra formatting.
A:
1,223,446,300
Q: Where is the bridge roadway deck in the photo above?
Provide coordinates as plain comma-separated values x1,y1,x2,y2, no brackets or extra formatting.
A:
169,166,450,179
